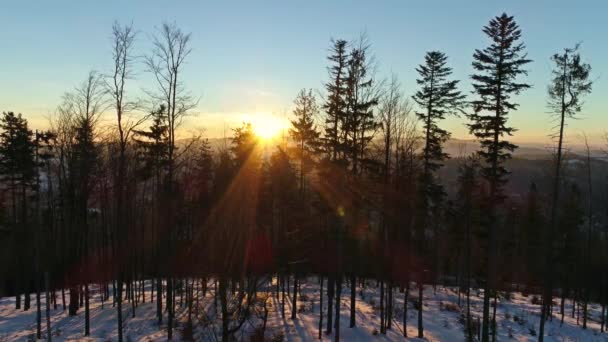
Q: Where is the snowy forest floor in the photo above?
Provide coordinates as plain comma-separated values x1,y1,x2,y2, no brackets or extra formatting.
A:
1,278,607,341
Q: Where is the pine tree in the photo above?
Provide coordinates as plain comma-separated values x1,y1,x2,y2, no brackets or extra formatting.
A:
468,13,531,342
413,51,464,338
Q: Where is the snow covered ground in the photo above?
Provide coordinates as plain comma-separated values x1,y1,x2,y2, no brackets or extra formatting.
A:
1,279,607,341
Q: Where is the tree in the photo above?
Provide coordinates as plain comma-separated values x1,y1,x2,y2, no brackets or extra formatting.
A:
289,88,320,194
106,21,139,342
133,105,170,326
376,74,416,336
455,154,481,342
323,39,349,163
412,50,464,338
541,44,592,337
289,88,320,320
0,112,36,311
145,22,194,339
468,13,531,342
63,71,105,334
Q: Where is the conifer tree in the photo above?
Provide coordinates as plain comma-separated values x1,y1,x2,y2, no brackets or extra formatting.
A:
133,105,170,325
413,51,464,338
0,112,36,311
289,89,320,193
468,13,531,342
323,39,349,163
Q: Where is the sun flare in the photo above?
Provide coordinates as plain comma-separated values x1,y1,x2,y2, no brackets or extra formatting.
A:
245,113,287,141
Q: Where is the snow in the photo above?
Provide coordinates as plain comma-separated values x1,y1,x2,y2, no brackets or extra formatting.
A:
1,279,607,341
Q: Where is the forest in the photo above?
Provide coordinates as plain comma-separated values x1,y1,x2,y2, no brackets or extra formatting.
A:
0,12,606,342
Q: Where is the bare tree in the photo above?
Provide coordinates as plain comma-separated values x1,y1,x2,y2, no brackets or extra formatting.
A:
144,22,195,340
58,71,107,336
106,21,140,342
540,45,592,337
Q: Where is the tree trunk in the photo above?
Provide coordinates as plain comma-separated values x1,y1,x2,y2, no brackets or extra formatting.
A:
84,284,90,336
45,273,51,342
334,277,341,342
168,277,173,339
291,275,298,320
326,276,334,334
349,275,356,327
319,276,324,339
403,282,409,337
157,277,163,324
380,280,385,333
68,286,78,316
36,278,41,339
117,279,123,342
417,282,423,338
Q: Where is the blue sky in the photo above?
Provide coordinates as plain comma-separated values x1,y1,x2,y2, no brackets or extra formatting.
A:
0,0,606,143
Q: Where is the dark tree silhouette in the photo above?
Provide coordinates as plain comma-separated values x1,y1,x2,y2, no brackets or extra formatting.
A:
468,13,531,342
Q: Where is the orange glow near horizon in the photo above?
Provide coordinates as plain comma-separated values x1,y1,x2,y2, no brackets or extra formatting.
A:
243,112,288,141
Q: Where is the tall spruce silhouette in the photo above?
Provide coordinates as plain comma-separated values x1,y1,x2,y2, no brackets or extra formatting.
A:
412,51,464,338
468,13,531,342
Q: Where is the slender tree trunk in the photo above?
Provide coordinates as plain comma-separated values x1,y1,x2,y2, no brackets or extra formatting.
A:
349,275,356,327
36,277,41,339
220,277,229,342
168,277,173,339
291,275,298,320
117,279,123,342
387,282,393,330
84,284,90,336
61,288,66,311
403,282,409,337
418,282,423,338
326,276,334,334
157,277,162,324
319,276,324,339
45,273,51,342
334,277,341,342
560,287,567,326
491,291,497,342
380,280,385,334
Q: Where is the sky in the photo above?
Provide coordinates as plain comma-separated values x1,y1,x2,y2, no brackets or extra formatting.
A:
0,0,606,145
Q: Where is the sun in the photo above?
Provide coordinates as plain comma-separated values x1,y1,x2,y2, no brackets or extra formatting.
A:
246,113,287,141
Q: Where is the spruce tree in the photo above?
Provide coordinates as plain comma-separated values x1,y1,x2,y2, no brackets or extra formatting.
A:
323,39,349,163
0,112,36,311
468,13,531,342
133,105,170,325
289,88,320,193
413,51,464,338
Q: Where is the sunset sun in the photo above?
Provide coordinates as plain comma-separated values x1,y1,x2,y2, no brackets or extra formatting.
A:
247,113,287,140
